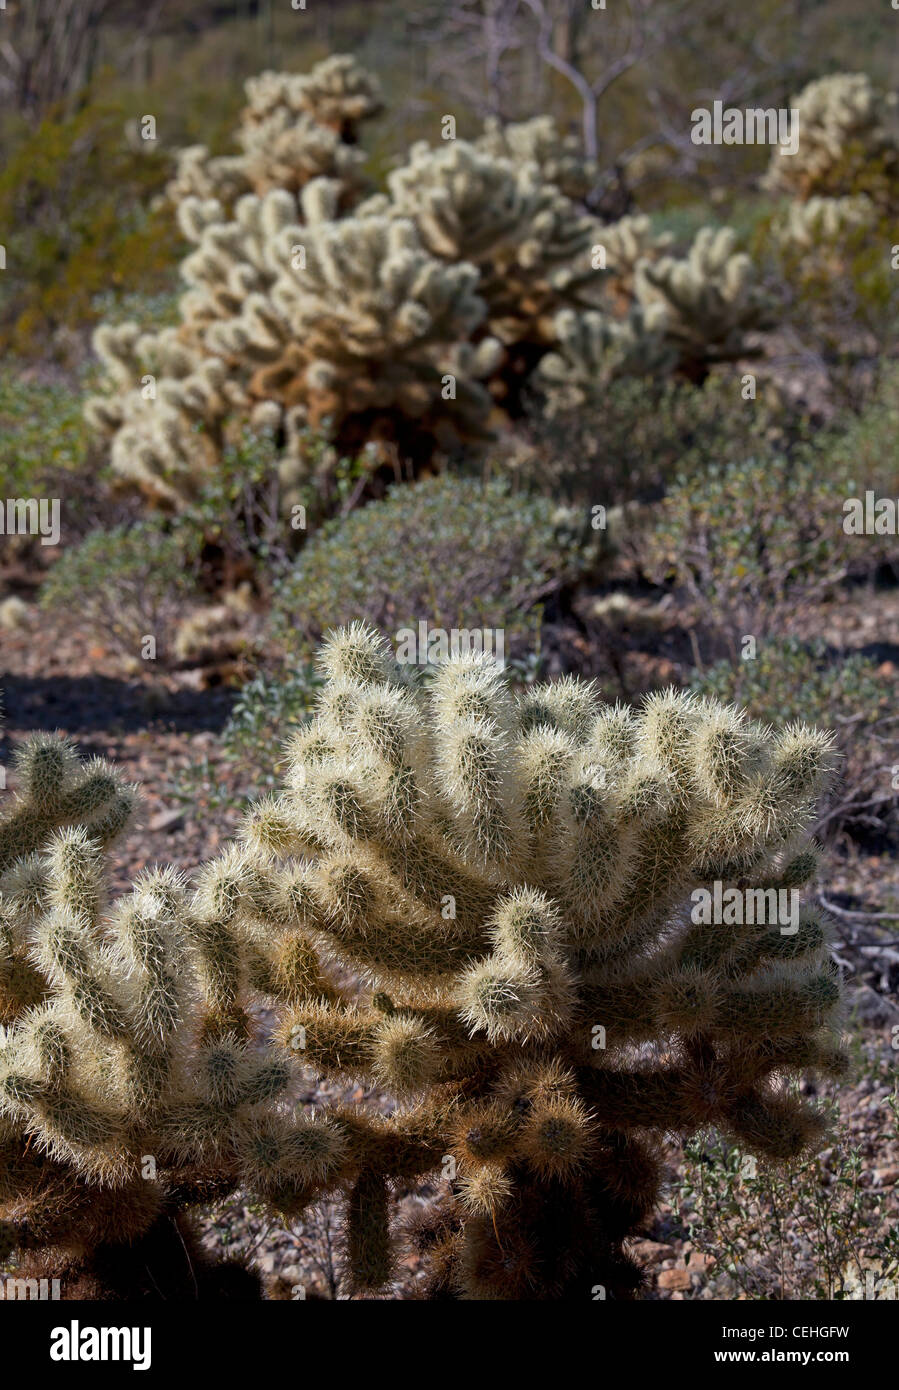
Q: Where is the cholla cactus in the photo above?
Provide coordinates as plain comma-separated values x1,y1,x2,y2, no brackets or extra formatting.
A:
288,54,383,138
0,632,845,1297
538,226,767,391
87,184,502,504
380,140,602,350
166,55,380,208
90,55,772,509
593,213,673,304
476,114,599,203
83,324,238,505
0,732,328,1296
763,73,899,208
231,624,842,1298
774,194,878,254
537,305,675,393
222,211,502,451
634,227,771,379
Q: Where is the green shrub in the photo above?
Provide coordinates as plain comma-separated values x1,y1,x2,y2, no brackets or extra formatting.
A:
0,102,176,356
518,372,803,506
271,473,602,668
0,371,96,499
171,662,323,817
676,1097,898,1300
639,384,899,643
40,522,198,664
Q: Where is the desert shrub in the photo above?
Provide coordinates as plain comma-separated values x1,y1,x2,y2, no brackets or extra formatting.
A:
271,473,601,668
0,625,846,1299
676,1092,899,1301
638,453,845,644
0,373,93,497
175,424,389,581
0,369,126,562
40,522,199,665
170,662,322,817
517,371,804,506
823,364,899,517
692,640,899,846
639,411,899,648
0,102,175,357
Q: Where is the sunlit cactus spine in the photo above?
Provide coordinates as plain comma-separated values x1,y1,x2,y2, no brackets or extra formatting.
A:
0,635,846,1296
229,623,845,1299
0,734,303,1297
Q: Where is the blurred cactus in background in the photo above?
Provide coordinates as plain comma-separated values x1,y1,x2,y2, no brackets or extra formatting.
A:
85,52,773,513
763,73,899,212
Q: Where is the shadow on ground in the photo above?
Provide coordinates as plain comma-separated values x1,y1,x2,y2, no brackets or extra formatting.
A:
0,672,236,738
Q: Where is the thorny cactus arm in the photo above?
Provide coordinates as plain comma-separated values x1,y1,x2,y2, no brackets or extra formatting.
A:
634,226,772,379
165,55,380,207
382,139,603,349
0,631,845,1297
0,732,371,1288
227,624,844,1297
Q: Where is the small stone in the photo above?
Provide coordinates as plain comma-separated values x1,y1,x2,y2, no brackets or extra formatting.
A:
658,1267,692,1291
148,807,186,833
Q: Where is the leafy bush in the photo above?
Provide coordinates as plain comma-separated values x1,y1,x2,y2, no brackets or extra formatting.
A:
0,373,92,494
171,663,322,816
518,372,803,507
271,473,602,667
676,1092,899,1301
692,639,899,846
639,385,899,644
0,103,176,356
40,522,198,664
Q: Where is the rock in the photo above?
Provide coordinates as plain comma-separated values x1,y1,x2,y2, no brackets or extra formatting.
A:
148,807,186,833
658,1267,691,1291
847,985,899,1027
688,1250,716,1271
873,1166,899,1186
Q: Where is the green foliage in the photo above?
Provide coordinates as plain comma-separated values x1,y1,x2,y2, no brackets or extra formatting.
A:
171,663,323,816
271,473,599,666
677,1084,897,1300
640,454,843,637
640,384,899,641
520,371,801,506
0,102,176,356
0,371,96,505
40,522,198,663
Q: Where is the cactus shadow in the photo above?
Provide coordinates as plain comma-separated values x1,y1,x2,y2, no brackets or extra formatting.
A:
0,673,237,739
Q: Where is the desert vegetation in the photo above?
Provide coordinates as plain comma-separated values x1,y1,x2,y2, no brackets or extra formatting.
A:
0,0,897,1308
